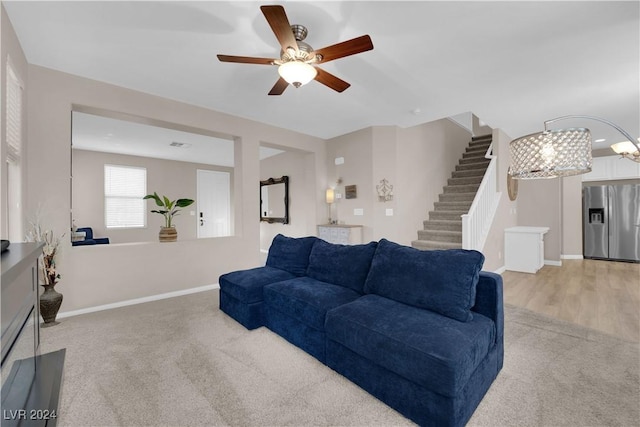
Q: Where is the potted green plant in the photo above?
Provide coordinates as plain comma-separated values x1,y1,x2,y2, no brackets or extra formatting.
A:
143,192,194,242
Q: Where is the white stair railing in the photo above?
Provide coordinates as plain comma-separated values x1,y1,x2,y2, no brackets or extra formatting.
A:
461,143,501,251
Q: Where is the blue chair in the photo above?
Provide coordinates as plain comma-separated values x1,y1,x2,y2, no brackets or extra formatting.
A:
72,227,110,246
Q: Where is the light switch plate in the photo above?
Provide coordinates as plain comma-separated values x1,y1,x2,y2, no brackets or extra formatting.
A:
335,157,345,165
354,208,364,216
386,208,394,216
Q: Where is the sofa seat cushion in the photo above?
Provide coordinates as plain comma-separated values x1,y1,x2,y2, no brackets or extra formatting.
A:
325,294,496,398
364,239,484,322
307,239,377,293
264,277,362,331
266,234,318,276
219,266,296,303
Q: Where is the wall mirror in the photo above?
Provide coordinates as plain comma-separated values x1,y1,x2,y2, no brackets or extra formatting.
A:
260,176,289,224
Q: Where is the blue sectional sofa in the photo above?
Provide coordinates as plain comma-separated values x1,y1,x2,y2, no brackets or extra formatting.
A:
219,234,503,427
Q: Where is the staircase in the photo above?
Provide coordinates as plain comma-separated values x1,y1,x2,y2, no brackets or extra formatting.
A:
412,134,492,250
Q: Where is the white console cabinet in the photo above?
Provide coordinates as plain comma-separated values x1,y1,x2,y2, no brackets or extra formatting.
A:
504,226,549,273
317,224,363,245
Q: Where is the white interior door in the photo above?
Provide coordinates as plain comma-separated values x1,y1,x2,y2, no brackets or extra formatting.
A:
197,170,231,238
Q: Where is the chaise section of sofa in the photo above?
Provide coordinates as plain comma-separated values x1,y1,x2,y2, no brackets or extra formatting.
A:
218,234,317,329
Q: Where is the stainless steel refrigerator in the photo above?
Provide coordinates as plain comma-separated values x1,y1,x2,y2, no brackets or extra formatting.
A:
583,184,640,262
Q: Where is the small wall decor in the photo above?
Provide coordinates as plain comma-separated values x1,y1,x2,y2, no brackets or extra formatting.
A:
507,168,518,201
376,178,394,202
345,185,357,199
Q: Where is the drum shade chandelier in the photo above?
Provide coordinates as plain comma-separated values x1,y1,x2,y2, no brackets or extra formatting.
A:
509,115,640,179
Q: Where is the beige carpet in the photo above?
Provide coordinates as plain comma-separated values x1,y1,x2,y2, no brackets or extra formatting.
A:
40,290,639,426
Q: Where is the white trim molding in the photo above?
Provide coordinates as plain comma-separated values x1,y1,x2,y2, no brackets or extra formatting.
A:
57,284,219,319
561,254,584,260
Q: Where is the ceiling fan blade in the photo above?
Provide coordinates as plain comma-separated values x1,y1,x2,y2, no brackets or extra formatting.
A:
314,35,374,63
217,55,276,65
261,5,299,54
268,77,289,96
314,67,350,93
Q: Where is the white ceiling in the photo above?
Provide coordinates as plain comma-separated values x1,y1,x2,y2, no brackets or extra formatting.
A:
4,1,639,151
71,111,283,166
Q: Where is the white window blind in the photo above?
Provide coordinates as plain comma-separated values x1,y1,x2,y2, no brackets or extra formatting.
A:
104,165,146,228
6,60,23,163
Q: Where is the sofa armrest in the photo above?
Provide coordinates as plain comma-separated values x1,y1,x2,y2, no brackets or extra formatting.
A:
471,272,504,346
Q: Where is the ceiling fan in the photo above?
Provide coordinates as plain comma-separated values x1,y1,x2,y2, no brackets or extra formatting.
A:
217,5,374,95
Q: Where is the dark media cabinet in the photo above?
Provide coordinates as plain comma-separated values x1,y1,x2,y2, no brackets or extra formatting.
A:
1,243,65,426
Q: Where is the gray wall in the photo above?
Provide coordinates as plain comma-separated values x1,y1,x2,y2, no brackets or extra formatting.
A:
23,63,326,313
259,149,316,251
325,119,472,246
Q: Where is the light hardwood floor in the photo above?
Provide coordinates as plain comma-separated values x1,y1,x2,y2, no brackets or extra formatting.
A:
502,259,640,342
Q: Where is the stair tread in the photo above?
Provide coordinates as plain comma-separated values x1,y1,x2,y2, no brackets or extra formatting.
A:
452,169,486,178
435,202,472,207
465,144,490,150
439,193,477,202
411,240,462,250
448,177,483,185
434,209,470,213
459,158,490,165
417,231,463,243
443,185,480,194
456,164,489,171
440,192,477,196
430,209,468,214
419,229,462,235
470,138,492,145
462,151,488,158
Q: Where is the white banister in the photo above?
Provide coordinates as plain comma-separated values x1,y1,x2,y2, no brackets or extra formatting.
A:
461,143,501,251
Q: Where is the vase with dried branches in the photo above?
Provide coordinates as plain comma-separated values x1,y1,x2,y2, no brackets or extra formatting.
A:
26,221,65,326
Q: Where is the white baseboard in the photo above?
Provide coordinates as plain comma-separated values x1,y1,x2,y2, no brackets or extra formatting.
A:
561,254,584,260
544,260,562,267
493,266,507,275
57,283,220,319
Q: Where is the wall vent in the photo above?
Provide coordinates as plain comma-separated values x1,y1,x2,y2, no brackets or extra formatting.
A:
169,141,191,148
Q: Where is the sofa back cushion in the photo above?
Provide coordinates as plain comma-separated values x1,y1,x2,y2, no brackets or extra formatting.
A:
307,239,378,293
363,239,484,322
266,234,318,276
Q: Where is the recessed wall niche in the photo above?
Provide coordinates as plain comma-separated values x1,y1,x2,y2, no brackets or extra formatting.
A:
71,108,236,244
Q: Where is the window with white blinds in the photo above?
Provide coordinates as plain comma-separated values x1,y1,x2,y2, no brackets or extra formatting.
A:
104,165,147,228
6,59,22,163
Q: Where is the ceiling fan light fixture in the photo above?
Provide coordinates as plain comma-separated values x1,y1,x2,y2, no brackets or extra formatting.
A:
278,61,317,88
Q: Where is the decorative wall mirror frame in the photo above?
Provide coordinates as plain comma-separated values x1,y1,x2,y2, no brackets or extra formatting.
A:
260,176,289,224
